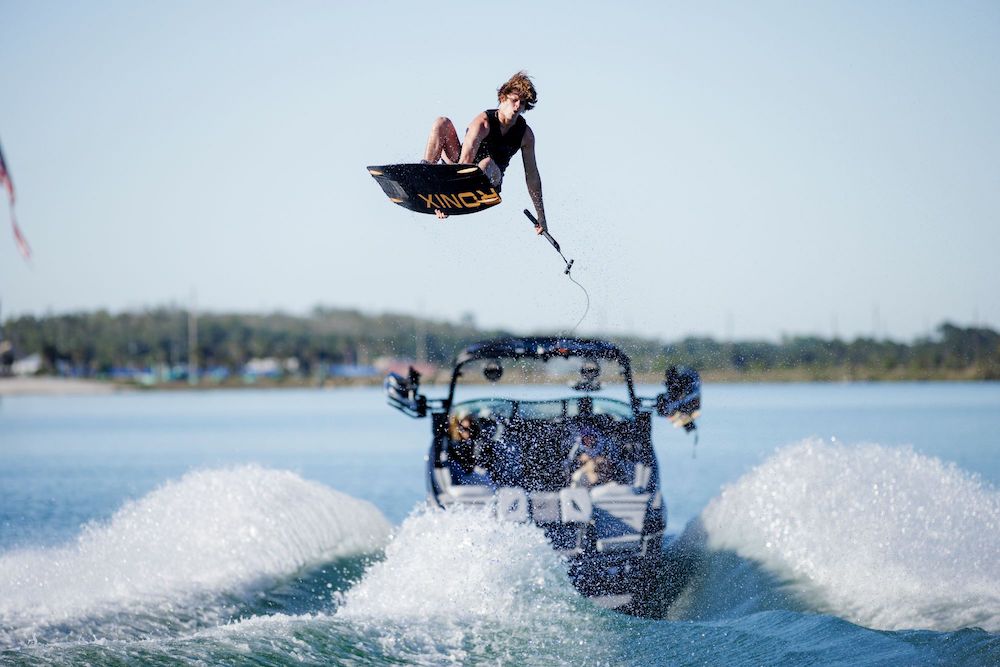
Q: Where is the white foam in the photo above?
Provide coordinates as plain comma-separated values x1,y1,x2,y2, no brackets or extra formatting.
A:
335,506,606,663
338,505,578,621
0,465,390,644
701,439,1000,631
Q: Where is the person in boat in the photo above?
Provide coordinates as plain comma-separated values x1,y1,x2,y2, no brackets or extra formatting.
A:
566,424,620,487
447,411,481,474
422,70,547,232
447,411,499,476
447,409,521,486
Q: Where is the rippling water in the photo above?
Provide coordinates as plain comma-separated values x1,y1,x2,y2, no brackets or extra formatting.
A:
1,383,998,665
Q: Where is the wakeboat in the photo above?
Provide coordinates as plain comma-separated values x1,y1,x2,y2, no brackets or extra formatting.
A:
384,337,701,615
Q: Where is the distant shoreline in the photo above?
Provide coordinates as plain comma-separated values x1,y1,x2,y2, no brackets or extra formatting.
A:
5,312,997,387
0,377,126,396
1,371,995,397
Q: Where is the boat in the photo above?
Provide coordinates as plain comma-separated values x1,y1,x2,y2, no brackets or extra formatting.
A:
384,337,701,615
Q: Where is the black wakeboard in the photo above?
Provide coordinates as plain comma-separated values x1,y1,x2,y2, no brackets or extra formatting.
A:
367,163,501,215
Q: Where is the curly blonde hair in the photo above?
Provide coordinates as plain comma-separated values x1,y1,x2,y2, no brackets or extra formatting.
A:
497,71,537,111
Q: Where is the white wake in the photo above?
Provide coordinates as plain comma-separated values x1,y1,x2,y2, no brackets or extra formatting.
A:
701,439,1000,631
0,465,391,646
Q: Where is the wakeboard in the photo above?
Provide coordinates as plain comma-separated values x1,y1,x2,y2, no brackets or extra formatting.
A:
367,163,501,215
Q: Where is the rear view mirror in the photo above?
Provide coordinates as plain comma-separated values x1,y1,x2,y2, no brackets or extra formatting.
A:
483,361,503,382
656,366,701,432
384,366,428,418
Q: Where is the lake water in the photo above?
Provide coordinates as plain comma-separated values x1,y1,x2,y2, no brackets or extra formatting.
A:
1,382,998,665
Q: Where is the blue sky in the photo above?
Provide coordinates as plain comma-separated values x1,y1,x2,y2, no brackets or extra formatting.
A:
1,1,998,341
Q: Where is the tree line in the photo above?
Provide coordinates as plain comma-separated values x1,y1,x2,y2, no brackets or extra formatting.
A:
1,307,998,381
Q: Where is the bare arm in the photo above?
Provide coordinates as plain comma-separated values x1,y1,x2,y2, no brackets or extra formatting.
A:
459,113,490,164
521,127,547,233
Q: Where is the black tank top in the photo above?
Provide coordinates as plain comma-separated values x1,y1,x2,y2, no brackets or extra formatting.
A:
473,109,527,174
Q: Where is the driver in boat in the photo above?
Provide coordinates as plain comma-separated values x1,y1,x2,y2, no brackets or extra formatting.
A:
567,424,617,487
421,70,547,232
448,411,497,480
448,411,480,473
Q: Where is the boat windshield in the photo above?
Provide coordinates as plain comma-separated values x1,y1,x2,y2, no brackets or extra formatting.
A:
451,355,634,419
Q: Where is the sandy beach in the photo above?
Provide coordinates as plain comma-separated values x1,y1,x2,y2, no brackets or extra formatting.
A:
0,377,123,396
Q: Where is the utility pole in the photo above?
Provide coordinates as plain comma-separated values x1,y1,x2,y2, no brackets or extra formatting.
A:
415,300,427,365
415,316,427,364
188,290,198,386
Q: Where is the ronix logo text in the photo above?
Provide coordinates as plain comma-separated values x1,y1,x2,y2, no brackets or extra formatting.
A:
417,189,501,210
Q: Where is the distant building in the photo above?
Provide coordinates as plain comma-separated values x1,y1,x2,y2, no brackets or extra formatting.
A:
242,357,301,380
243,357,282,378
12,353,41,376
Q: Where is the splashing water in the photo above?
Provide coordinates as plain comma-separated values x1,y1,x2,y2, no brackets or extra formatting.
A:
336,506,618,664
339,505,580,621
701,439,1000,631
0,465,391,646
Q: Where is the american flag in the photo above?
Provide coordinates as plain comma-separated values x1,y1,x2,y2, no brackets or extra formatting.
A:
10,210,31,260
0,142,13,204
0,141,31,261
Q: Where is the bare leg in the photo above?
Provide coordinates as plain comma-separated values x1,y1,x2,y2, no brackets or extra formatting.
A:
424,117,461,163
425,117,462,219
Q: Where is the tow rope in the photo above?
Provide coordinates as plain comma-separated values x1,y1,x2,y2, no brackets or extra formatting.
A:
523,209,590,334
